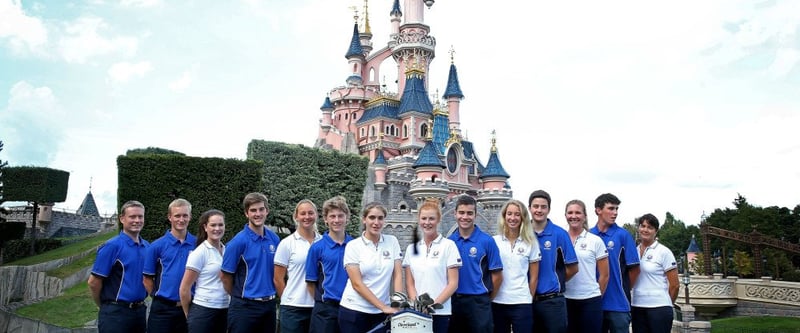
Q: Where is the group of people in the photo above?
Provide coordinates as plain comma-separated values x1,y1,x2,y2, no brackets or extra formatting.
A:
88,190,679,333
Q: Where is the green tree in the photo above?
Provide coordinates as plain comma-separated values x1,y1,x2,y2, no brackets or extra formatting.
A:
733,250,754,277
657,212,702,260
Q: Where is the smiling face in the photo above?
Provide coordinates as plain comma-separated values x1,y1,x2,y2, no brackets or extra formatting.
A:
121,206,145,235
456,203,476,232
294,202,318,231
565,203,587,231
362,207,386,239
325,208,347,234
529,198,550,224
245,201,268,228
168,205,191,233
418,208,440,238
504,203,523,233
638,219,658,244
204,214,226,243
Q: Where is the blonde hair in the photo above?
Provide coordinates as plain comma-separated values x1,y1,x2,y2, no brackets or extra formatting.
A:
498,199,536,246
293,199,320,233
564,199,589,231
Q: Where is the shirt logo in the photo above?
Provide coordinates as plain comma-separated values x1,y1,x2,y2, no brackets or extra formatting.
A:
607,241,615,250
469,247,478,257
383,250,391,259
269,245,276,253
580,243,587,249
544,241,552,250
517,247,525,254
432,250,440,257
670,262,677,267
646,254,653,260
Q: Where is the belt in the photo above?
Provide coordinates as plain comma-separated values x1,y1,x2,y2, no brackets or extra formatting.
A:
103,300,146,309
154,296,182,307
534,292,563,301
239,295,276,302
321,299,340,305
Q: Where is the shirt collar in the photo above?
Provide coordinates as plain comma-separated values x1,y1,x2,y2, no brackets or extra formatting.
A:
420,233,444,246
292,231,322,241
360,232,384,245
201,239,225,250
120,231,145,247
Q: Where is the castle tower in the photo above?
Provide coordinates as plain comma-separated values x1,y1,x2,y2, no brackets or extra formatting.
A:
313,1,512,249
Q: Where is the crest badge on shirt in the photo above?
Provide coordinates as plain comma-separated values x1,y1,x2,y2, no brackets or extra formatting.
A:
516,247,526,254
269,244,276,253
607,241,615,250
646,254,653,260
383,250,391,259
469,247,478,257
580,243,587,250
432,250,440,258
544,240,552,250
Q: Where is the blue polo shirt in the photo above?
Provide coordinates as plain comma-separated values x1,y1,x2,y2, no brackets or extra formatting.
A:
143,230,196,301
91,232,150,303
221,225,281,299
305,232,353,302
448,225,503,295
590,223,640,312
535,219,578,295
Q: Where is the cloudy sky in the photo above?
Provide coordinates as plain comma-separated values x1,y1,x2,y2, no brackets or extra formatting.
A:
1,0,798,229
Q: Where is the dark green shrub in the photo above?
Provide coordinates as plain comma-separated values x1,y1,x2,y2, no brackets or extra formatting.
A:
3,238,63,263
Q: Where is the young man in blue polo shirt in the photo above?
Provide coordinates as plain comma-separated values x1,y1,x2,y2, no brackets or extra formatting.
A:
88,200,150,333
305,196,354,333
589,193,640,333
529,190,578,333
221,192,281,333
143,198,196,333
447,195,503,333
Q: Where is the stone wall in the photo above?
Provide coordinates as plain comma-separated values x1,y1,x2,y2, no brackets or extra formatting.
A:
0,246,98,306
4,208,115,239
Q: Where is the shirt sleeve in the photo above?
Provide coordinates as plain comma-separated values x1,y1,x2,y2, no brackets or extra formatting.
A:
528,241,542,263
402,244,413,267
185,247,205,272
305,243,321,282
486,237,503,271
343,240,359,266
274,237,291,267
445,241,462,268
142,240,159,276
562,232,579,265
623,233,640,266
91,240,119,277
661,246,678,272
593,235,609,260
391,236,402,261
221,236,243,274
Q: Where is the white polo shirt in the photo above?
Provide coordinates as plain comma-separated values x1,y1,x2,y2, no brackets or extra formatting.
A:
185,240,230,309
341,233,402,314
402,234,462,315
565,230,608,300
274,231,322,308
492,235,541,304
632,241,677,308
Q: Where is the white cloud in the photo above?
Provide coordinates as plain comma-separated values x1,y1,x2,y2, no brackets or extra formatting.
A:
120,0,161,8
108,61,152,83
0,81,64,166
0,0,48,55
168,71,193,92
58,16,138,63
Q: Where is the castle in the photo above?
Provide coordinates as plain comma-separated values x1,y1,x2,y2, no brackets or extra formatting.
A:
313,0,512,248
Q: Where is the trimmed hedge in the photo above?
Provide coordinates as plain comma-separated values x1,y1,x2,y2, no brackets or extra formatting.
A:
117,153,264,243
246,140,368,236
3,238,63,264
3,166,70,203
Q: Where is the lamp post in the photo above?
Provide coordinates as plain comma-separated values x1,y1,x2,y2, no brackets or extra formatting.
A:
682,271,691,305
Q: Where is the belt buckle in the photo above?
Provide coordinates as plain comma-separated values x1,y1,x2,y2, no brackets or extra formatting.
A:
250,295,276,302
128,301,144,309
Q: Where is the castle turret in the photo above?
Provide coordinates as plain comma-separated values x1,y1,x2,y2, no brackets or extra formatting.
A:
373,147,388,190
443,49,464,134
409,126,448,203
477,131,512,211
345,22,365,86
390,0,402,35
359,0,374,55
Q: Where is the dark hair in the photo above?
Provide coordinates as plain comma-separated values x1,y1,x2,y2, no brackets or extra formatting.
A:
528,190,551,207
594,193,621,209
196,209,225,247
455,195,477,212
120,200,145,217
637,213,660,231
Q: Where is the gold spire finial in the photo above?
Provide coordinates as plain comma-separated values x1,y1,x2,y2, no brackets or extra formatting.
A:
363,0,371,34
349,6,359,25
490,130,497,152
449,45,455,64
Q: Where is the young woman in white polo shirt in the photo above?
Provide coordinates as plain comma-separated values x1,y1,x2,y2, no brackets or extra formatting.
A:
403,199,462,333
564,199,609,333
631,214,679,333
492,199,541,333
338,202,403,333
274,199,322,333
179,209,229,333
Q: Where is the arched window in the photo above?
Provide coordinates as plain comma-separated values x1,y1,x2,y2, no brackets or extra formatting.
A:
370,126,375,137
352,112,357,120
403,125,408,138
345,113,348,120
360,128,365,137
420,123,429,138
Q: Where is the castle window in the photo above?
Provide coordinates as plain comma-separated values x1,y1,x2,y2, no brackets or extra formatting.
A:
352,112,357,120
345,113,349,120
420,123,429,138
403,125,408,138
398,201,408,210
370,126,375,137
360,128,365,137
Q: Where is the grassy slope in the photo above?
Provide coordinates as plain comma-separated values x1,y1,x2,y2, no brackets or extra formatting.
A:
712,316,800,332
15,283,97,329
3,232,115,266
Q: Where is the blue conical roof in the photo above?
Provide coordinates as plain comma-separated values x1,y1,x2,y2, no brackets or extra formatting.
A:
357,98,399,124
320,97,333,110
413,141,444,168
432,113,449,154
686,235,700,253
398,72,433,115
76,191,100,217
390,0,402,16
373,150,387,165
345,23,364,58
481,149,510,179
443,63,464,99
